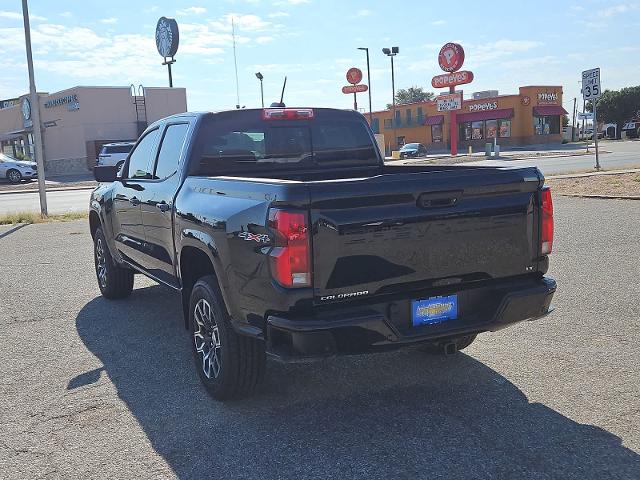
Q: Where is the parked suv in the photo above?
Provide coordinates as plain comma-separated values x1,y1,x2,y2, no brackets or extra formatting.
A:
96,142,135,171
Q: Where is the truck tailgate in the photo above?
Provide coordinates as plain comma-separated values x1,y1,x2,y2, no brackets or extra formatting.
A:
309,166,542,302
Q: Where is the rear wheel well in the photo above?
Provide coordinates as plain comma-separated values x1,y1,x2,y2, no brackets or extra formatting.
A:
89,211,101,239
180,246,217,328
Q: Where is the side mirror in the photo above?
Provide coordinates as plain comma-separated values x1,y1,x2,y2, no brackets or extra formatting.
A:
94,165,119,182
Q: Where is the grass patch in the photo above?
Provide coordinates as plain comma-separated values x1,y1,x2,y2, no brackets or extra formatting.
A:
0,211,87,226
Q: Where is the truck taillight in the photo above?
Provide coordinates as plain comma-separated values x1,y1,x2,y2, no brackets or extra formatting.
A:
541,187,554,255
268,209,311,288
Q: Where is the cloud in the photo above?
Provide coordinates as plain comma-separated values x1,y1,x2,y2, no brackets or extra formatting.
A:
274,0,310,5
59,11,72,18
256,36,275,44
268,12,290,18
0,10,46,21
100,17,118,24
355,9,372,17
602,3,637,17
468,39,542,64
210,14,272,32
431,19,446,25
176,6,207,16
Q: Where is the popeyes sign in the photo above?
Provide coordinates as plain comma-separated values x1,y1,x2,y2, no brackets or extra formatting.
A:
432,43,473,89
537,92,559,105
432,71,474,89
438,43,465,72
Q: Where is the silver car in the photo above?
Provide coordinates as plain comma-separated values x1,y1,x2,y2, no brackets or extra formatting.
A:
0,153,38,184
96,142,135,171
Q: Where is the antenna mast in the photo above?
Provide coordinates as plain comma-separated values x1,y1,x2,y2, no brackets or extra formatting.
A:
232,17,241,109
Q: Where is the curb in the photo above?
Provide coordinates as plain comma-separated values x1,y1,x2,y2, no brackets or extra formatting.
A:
0,185,96,195
557,193,640,200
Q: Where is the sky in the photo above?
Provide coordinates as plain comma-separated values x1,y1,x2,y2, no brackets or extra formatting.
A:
1,0,639,115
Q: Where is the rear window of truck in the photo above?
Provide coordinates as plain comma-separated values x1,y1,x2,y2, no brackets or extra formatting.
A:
190,109,379,175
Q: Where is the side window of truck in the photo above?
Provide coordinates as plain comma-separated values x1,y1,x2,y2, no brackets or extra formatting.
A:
154,123,189,180
127,128,160,179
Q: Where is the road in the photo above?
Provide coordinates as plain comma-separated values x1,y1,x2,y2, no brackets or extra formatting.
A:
0,197,638,479
0,188,91,215
0,141,637,216
462,140,640,174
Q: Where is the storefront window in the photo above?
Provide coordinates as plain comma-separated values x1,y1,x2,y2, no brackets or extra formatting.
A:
471,121,484,140
460,122,473,141
534,116,560,135
431,124,443,142
486,120,498,139
371,118,380,134
499,119,511,138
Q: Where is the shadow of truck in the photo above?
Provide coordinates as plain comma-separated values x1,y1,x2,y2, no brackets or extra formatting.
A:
73,285,640,479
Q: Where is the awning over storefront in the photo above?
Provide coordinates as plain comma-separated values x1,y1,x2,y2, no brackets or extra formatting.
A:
0,132,24,142
532,105,568,116
456,108,514,123
424,115,444,126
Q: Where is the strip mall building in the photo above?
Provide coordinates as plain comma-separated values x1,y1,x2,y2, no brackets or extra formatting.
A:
369,86,567,152
0,85,187,174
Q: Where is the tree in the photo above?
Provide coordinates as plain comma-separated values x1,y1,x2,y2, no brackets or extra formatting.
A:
386,86,434,109
588,86,640,139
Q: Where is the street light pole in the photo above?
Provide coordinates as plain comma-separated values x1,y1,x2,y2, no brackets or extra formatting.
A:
358,47,372,123
21,0,47,216
391,55,396,150
255,72,264,108
383,47,399,151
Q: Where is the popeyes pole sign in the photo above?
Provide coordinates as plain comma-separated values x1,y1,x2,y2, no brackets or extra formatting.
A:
431,42,473,156
342,67,368,111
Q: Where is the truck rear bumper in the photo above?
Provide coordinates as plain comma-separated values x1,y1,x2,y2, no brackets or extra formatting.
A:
266,276,556,362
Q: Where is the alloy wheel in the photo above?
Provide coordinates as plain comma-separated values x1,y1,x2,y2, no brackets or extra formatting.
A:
8,170,21,183
193,298,222,379
95,238,108,288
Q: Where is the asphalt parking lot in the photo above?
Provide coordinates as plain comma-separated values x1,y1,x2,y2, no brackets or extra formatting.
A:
0,197,639,479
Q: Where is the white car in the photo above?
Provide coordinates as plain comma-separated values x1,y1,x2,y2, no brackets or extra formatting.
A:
0,153,38,184
96,142,135,170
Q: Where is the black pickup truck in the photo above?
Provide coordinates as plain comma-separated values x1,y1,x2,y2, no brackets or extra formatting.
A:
89,107,556,400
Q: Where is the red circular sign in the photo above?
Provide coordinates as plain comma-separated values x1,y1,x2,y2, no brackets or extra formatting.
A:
438,43,465,73
521,96,531,106
346,67,363,85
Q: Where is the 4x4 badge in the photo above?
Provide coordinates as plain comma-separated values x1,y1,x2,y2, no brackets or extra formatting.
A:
238,232,270,243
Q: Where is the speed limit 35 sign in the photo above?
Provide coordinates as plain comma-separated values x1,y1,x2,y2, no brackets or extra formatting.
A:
582,67,601,101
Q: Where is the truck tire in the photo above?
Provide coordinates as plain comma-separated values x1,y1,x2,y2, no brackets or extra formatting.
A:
94,227,134,299
189,275,265,400
420,334,477,355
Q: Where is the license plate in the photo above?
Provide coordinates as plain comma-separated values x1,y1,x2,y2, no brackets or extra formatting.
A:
412,295,458,326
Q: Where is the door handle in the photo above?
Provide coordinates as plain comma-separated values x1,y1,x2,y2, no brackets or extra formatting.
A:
129,197,141,206
156,202,171,212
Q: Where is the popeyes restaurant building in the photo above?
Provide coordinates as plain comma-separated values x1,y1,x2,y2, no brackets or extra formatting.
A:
369,85,567,153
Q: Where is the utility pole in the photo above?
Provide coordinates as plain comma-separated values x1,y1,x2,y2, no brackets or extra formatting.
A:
22,0,47,216
571,97,577,142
